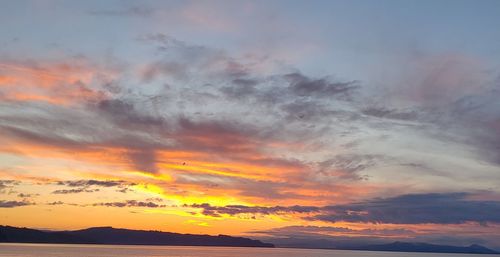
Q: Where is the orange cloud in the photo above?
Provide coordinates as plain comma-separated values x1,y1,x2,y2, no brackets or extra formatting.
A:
0,60,114,105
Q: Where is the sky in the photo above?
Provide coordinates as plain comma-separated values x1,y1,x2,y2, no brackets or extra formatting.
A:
1,0,500,250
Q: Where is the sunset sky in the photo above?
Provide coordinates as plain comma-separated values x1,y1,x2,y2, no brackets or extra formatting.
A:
1,0,500,250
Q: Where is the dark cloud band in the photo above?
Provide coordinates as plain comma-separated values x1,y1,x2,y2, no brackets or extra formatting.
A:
190,192,500,225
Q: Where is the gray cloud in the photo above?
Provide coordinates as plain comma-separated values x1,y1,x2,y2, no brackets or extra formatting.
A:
187,203,320,217
52,188,100,194
312,192,500,224
47,201,65,205
362,107,418,121
254,225,415,238
315,154,380,181
218,72,360,110
280,100,348,122
285,72,359,98
219,79,259,99
54,180,137,194
57,180,135,188
93,200,166,208
127,149,158,174
95,98,165,129
173,170,311,201
0,180,19,191
17,193,39,198
191,192,500,225
139,33,245,81
141,61,185,82
0,200,32,208
0,124,84,150
447,89,500,166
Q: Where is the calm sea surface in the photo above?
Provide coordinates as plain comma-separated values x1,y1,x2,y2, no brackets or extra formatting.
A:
0,243,498,257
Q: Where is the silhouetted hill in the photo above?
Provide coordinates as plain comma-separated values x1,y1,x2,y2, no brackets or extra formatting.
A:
0,225,274,248
352,241,499,254
0,226,93,244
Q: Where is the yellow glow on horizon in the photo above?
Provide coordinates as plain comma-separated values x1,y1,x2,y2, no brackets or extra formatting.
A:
127,170,173,182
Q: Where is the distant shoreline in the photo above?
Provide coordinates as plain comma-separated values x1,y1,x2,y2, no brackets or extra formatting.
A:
1,242,500,255
1,225,498,254
276,245,500,255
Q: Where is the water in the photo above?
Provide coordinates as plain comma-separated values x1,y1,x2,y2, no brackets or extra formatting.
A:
0,243,497,257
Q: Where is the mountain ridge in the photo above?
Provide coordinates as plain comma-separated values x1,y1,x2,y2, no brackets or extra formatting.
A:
347,241,499,254
0,225,274,247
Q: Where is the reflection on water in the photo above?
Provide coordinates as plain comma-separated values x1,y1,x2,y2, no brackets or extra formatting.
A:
0,243,498,257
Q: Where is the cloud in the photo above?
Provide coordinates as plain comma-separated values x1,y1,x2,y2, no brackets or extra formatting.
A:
361,107,418,121
173,117,263,154
0,180,20,194
17,193,38,198
52,188,100,194
187,203,320,217
285,72,359,98
52,180,137,194
47,201,65,205
95,99,165,129
127,149,158,174
140,34,359,106
253,225,415,238
315,154,380,181
56,180,135,188
116,188,133,193
219,79,259,99
191,192,500,225
311,192,500,224
279,100,349,122
397,53,489,106
218,71,360,109
93,200,166,208
0,200,32,208
0,180,18,190
446,89,500,166
139,33,243,81
0,124,84,150
361,52,500,169
0,58,113,105
173,169,313,202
